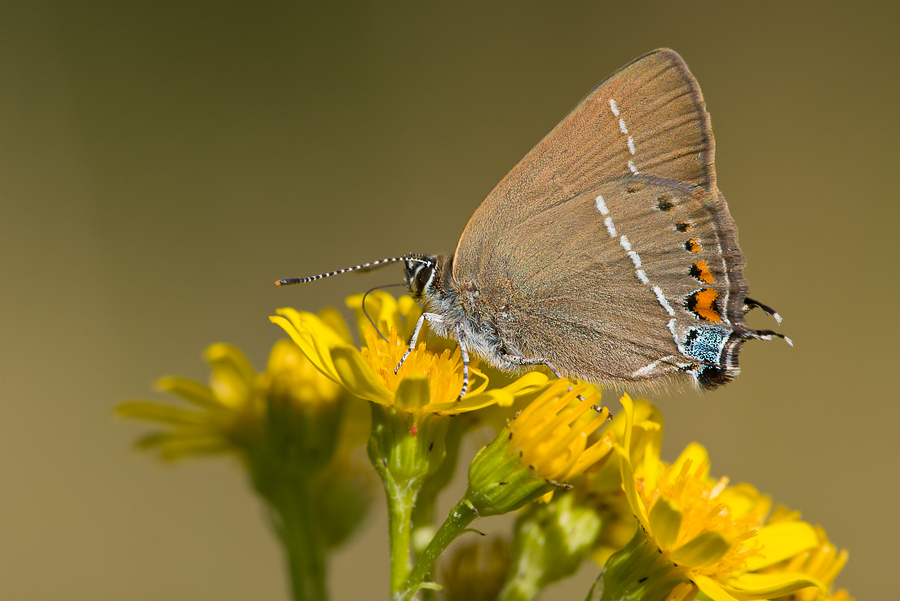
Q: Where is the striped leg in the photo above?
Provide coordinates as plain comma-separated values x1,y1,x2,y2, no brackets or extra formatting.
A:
456,323,470,399
500,352,562,377
500,353,600,410
394,313,443,375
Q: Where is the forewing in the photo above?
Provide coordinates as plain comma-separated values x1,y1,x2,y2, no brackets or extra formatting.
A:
454,48,715,283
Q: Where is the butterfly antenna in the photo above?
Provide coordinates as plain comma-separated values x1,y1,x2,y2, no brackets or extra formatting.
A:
275,256,427,286
362,283,408,343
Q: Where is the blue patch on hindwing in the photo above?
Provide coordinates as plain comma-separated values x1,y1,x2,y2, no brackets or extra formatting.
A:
682,326,730,365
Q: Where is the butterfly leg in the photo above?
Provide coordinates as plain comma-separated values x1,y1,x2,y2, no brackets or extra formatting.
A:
499,353,563,377
456,324,470,399
394,312,443,374
500,353,602,409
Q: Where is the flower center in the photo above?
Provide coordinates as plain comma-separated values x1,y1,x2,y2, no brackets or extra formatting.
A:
642,459,764,577
360,328,465,407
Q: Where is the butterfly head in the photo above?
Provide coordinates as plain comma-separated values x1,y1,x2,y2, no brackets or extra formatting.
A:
404,254,457,301
404,255,439,299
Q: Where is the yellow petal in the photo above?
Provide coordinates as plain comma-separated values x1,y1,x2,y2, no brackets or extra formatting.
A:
725,571,825,598
318,306,354,344
637,421,664,491
270,311,343,382
428,389,503,414
155,376,220,409
672,442,710,480
205,343,255,407
717,483,770,520
693,575,742,601
427,371,548,414
619,394,635,457
346,291,402,340
397,295,423,338
136,432,230,461
502,371,550,396
394,376,431,412
669,530,732,569
648,496,683,550
744,520,820,571
116,401,208,426
617,395,651,530
330,346,393,405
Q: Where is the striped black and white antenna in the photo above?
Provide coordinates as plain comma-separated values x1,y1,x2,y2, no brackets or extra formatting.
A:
275,255,431,287
275,255,433,343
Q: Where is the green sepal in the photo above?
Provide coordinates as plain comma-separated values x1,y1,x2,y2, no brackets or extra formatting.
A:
592,530,695,601
465,426,555,516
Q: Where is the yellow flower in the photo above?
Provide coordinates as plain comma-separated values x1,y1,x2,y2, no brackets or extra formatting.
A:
117,337,377,598
118,342,290,460
399,380,615,601
509,380,613,482
760,519,852,601
608,395,827,601
272,291,552,599
116,338,367,462
270,291,548,417
579,398,665,567
465,380,614,516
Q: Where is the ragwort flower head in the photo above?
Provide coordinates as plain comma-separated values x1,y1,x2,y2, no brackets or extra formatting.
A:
116,340,347,462
270,291,547,419
117,337,377,594
604,396,828,601
576,396,665,567
466,380,614,516
438,537,511,601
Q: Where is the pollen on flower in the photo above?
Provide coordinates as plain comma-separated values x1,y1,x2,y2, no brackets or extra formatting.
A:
360,327,465,407
509,380,613,483
642,456,764,578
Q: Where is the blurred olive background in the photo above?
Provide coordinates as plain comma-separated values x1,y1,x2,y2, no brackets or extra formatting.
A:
2,2,896,599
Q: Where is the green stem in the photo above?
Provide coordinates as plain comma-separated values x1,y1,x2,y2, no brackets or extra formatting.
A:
367,404,432,598
385,471,419,595
397,499,478,601
274,481,330,601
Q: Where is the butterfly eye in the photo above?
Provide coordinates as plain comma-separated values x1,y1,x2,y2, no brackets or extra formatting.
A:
403,260,435,298
414,264,433,296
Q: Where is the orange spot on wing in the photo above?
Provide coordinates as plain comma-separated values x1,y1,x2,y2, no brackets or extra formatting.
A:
688,288,722,322
691,260,715,283
685,238,702,253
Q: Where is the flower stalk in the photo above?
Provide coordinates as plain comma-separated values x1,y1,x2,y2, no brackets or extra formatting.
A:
398,380,612,601
265,473,330,601
367,397,452,595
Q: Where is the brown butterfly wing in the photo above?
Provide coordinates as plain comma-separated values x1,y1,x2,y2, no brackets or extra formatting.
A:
483,177,748,386
453,48,715,281
451,49,750,386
